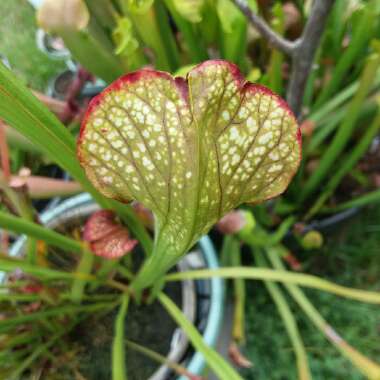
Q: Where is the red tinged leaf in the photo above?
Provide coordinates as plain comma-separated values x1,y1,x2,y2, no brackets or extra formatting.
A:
83,210,137,259
83,210,119,241
78,60,301,267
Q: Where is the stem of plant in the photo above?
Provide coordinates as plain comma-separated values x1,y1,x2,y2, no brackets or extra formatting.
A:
230,237,246,344
112,294,129,380
125,339,200,379
165,267,380,304
234,0,335,117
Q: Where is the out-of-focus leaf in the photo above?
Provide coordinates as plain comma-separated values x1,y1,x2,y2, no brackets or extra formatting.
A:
37,0,89,33
216,0,243,33
172,0,204,23
113,17,139,56
123,0,154,14
83,210,137,259
38,0,125,82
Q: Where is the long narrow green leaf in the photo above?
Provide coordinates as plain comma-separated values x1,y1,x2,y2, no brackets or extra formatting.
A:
9,318,81,380
300,52,380,202
328,189,380,212
71,250,94,303
165,268,380,304
0,302,115,333
267,246,380,380
0,210,84,254
163,0,208,62
308,101,377,155
0,256,95,282
0,62,105,205
313,3,376,109
158,292,243,380
125,339,198,378
113,294,129,380
306,105,380,219
230,237,246,343
254,249,311,380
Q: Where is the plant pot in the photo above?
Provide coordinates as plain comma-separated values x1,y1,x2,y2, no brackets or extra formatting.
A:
7,193,224,379
36,29,71,61
46,69,76,100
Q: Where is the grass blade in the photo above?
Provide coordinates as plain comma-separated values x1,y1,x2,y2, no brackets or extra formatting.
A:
313,4,376,109
253,249,311,380
0,210,84,254
229,237,246,343
0,254,90,281
266,246,380,380
327,189,380,212
70,249,94,303
158,292,243,380
125,339,200,379
300,51,380,202
0,302,115,333
306,104,380,218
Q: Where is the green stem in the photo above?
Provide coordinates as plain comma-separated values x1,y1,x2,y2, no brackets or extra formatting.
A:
230,237,246,343
130,237,171,293
253,249,312,380
266,246,380,380
70,249,94,303
165,267,380,304
125,339,198,378
113,294,129,380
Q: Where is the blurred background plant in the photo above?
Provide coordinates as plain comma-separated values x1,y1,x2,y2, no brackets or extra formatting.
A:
0,0,380,379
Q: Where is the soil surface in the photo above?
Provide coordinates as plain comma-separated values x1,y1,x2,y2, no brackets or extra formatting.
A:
75,280,182,380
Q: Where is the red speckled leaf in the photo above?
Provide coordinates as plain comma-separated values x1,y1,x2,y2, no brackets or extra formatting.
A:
78,60,300,264
83,210,137,259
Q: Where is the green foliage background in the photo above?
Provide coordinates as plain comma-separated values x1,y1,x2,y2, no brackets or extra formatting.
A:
243,205,380,379
0,0,64,91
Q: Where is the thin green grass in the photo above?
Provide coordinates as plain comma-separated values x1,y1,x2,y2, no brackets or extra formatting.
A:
242,205,380,379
